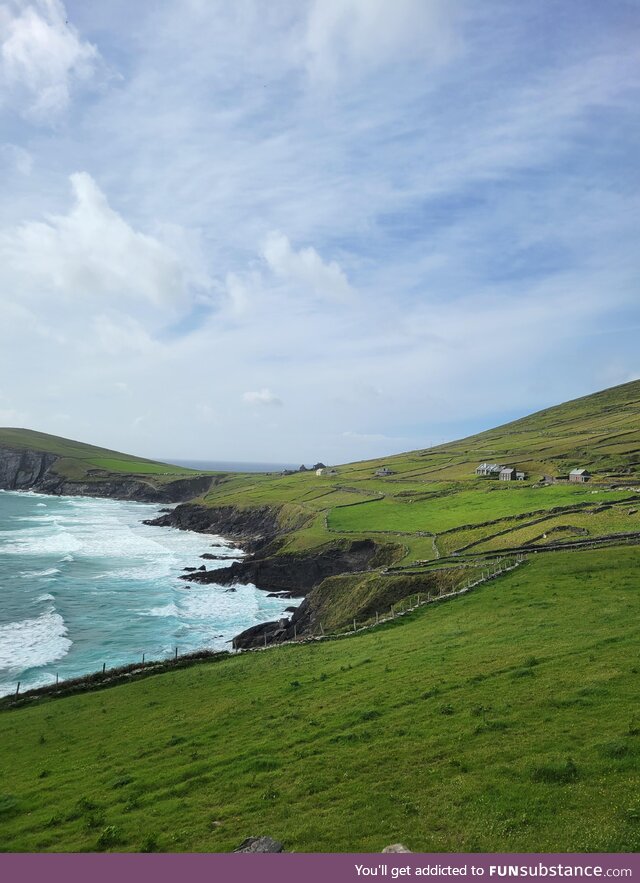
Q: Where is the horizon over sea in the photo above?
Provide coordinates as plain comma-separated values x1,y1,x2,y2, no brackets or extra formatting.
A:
164,459,299,473
0,490,299,697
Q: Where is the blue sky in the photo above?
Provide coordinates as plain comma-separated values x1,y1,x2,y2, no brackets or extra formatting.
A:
0,0,638,463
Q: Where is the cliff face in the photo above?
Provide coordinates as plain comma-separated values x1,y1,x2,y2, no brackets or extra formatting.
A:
144,503,287,547
0,447,213,503
188,538,381,593
0,448,58,490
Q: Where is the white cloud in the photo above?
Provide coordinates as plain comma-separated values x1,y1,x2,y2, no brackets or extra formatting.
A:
303,0,462,81
0,172,192,311
261,231,352,302
242,388,283,407
0,0,102,121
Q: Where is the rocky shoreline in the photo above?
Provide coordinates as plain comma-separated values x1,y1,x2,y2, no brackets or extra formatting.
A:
0,446,393,652
144,503,389,649
0,446,213,502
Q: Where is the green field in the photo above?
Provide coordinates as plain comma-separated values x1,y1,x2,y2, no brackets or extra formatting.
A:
328,486,635,535
0,547,638,853
1,382,639,852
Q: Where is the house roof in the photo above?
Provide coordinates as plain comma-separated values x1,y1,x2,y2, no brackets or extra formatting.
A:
570,468,589,475
500,467,516,473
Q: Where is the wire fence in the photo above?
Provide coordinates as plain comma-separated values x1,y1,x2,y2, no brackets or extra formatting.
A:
8,555,526,702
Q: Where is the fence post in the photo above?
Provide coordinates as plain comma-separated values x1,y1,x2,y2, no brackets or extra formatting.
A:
264,632,267,648
353,618,356,632
175,647,178,660
15,682,20,697
391,605,395,618
142,653,145,664
102,662,106,674
294,624,297,640
320,622,324,636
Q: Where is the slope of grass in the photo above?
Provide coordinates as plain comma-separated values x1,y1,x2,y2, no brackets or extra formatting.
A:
0,429,201,480
1,546,638,853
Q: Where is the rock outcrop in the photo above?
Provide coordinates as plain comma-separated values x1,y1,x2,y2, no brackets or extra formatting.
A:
0,446,213,502
0,448,58,490
144,502,290,548
233,836,284,853
190,539,380,593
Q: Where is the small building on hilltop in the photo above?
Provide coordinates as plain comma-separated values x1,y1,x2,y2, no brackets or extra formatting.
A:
569,468,591,483
499,467,516,481
317,467,338,476
375,466,395,477
475,463,502,477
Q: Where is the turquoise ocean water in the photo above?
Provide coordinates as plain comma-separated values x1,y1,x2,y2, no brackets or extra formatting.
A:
0,491,297,697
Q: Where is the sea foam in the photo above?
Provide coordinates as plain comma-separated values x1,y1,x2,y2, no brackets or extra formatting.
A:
0,611,71,670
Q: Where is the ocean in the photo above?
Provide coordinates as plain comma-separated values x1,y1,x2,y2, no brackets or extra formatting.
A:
0,490,298,697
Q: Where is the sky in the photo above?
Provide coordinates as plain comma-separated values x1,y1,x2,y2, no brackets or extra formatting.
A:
0,0,638,464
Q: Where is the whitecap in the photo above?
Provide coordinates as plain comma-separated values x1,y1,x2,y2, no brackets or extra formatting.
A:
37,593,55,602
0,611,71,670
21,567,60,578
143,603,180,618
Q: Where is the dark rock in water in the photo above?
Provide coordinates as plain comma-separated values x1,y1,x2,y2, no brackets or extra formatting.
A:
183,567,196,572
225,587,237,593
266,591,293,598
198,565,206,571
285,606,297,613
234,836,284,853
232,620,287,650
188,539,382,594
145,503,284,548
201,553,237,560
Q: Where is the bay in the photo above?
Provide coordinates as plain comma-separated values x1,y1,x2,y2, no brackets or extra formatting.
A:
0,490,297,697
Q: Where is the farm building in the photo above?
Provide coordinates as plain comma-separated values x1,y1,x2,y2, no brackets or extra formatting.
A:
516,471,526,481
475,463,502,477
375,466,395,477
315,468,325,476
569,468,591,483
499,467,516,481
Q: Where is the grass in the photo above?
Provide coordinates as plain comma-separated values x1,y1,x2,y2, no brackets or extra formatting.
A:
327,486,635,535
0,429,201,479
0,546,639,853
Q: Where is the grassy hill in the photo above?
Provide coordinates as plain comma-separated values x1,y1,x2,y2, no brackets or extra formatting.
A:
0,381,638,852
160,381,640,633
0,428,198,479
0,546,638,852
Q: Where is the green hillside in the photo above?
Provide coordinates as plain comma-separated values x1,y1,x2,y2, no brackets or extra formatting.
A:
0,382,639,852
0,428,197,478
0,546,638,852
169,381,640,631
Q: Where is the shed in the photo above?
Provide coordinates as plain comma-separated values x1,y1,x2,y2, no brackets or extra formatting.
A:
569,468,591,483
499,467,516,481
375,466,394,477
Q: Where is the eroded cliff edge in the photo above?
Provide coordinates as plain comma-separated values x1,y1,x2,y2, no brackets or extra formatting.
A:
0,446,213,502
145,501,402,650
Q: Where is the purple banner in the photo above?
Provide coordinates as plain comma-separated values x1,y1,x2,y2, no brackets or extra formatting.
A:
1,853,638,883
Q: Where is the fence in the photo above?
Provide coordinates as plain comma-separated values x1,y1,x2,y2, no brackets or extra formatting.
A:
8,555,525,702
